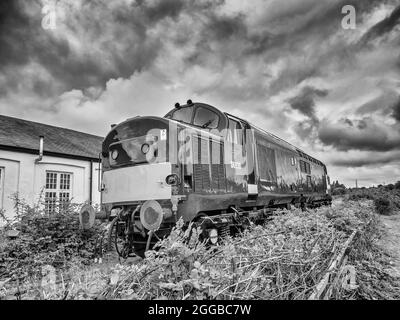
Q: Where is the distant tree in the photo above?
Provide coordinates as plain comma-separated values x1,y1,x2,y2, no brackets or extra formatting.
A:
386,184,394,190
330,179,347,196
395,181,400,190
331,180,346,190
331,187,346,196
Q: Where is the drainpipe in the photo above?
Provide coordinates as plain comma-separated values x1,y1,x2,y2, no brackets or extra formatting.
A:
89,160,93,205
35,135,44,163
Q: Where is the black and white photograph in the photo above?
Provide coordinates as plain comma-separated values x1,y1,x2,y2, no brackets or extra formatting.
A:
0,0,400,305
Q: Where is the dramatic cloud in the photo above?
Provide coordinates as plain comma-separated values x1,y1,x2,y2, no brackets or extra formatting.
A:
0,0,400,187
359,4,400,44
331,150,400,167
288,86,328,122
393,98,400,122
355,90,399,116
318,117,400,152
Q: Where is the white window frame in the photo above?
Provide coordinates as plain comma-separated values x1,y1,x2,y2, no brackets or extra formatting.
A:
44,171,73,214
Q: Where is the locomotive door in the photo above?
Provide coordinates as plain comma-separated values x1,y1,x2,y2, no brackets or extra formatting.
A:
256,142,278,192
225,116,248,193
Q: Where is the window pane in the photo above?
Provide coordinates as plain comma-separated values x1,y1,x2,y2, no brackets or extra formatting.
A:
46,172,57,189
171,107,193,123
228,118,243,144
193,107,219,129
59,192,70,210
45,192,57,214
59,192,70,201
60,173,71,190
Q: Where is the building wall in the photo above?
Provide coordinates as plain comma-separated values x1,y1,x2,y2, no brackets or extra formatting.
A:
0,149,100,222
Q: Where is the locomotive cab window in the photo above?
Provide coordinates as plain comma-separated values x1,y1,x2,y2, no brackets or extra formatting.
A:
193,107,219,129
170,106,193,123
228,118,244,145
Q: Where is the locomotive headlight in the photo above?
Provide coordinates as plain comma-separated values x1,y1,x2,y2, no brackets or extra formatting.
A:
141,143,150,154
111,149,119,160
165,174,180,186
208,229,218,244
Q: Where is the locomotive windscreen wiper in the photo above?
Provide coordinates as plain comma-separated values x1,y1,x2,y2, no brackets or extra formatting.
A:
201,119,213,128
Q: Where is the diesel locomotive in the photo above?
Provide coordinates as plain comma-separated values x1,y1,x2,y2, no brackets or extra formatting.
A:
95,100,332,257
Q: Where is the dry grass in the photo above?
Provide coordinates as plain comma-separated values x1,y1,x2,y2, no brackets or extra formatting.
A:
1,197,399,300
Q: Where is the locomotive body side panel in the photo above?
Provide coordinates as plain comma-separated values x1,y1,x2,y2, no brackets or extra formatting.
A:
275,148,300,193
252,127,299,204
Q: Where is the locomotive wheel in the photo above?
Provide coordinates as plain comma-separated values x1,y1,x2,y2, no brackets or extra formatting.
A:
131,234,148,258
107,216,128,257
189,213,209,243
107,217,154,258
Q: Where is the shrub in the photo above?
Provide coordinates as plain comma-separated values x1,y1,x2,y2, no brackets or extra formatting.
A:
331,187,346,196
374,197,392,215
0,194,106,288
385,184,394,191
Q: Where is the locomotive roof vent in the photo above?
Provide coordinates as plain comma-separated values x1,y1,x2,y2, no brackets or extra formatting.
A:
187,99,193,105
174,102,180,109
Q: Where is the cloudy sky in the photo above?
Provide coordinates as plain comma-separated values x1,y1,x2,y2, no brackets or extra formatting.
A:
0,0,399,187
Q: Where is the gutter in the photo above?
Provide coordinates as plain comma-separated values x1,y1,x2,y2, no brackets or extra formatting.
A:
0,144,100,163
34,135,44,163
89,160,93,204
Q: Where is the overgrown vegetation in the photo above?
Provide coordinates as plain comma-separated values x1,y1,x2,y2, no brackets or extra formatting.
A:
331,213,400,299
1,191,399,300
345,187,400,216
0,194,107,298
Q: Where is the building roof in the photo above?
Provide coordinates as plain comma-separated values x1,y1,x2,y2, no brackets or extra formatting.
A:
0,115,103,160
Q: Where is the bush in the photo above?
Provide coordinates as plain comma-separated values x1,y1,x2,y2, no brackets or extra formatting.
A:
331,187,346,196
0,195,106,288
385,184,394,191
374,197,392,215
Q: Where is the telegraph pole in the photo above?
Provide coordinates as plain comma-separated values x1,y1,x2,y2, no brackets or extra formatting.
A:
355,179,358,189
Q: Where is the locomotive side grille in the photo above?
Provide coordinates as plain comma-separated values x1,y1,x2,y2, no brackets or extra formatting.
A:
218,143,226,191
200,138,211,191
211,164,219,190
192,135,226,193
201,164,211,191
194,164,203,191
217,164,226,190
193,136,202,192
